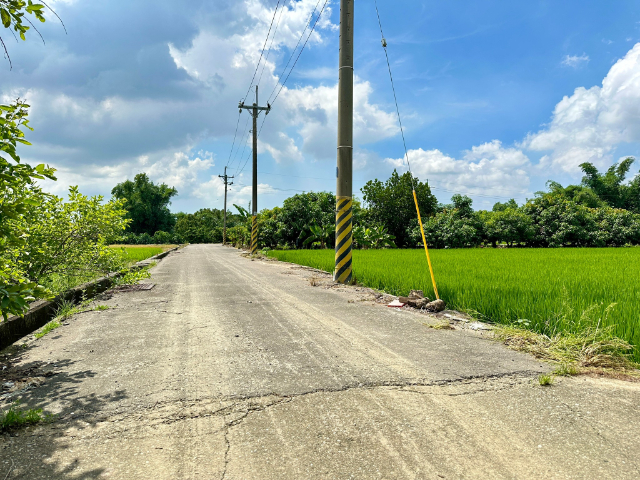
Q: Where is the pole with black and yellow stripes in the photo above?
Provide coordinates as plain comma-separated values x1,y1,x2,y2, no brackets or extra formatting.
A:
335,0,354,284
239,85,270,256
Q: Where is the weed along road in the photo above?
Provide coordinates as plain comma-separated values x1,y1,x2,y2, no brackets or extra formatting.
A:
0,245,638,479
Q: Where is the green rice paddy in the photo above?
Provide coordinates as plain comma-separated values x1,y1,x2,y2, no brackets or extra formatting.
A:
267,248,640,361
112,245,168,264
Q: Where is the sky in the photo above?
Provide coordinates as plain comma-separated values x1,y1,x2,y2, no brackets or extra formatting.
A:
3,0,640,212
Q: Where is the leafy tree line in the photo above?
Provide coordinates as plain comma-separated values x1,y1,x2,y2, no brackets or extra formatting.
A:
119,158,640,251
407,158,640,249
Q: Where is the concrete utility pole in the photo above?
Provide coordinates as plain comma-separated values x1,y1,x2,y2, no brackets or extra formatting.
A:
218,166,234,245
335,0,354,284
239,86,270,255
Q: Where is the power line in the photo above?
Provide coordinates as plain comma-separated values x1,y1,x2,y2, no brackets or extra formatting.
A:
267,0,323,103
256,0,287,91
228,114,252,170
269,0,330,106
242,0,282,103
374,0,416,191
225,111,242,168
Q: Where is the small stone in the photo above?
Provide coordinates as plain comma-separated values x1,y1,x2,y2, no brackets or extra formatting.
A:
407,298,429,309
425,299,446,313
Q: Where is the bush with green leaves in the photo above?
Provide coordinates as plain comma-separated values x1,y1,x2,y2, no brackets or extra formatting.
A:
6,186,130,285
1,100,56,319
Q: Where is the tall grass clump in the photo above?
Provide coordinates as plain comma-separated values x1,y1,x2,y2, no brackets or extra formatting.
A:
268,248,640,362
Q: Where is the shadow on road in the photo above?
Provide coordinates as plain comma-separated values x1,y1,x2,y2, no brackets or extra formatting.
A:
2,349,129,479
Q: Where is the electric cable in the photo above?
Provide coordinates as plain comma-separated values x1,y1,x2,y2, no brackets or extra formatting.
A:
228,114,252,170
256,0,287,91
242,0,282,103
267,0,323,104
270,0,330,106
225,111,242,168
374,0,439,299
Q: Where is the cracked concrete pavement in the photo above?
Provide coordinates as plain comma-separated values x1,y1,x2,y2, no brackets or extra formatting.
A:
1,244,639,479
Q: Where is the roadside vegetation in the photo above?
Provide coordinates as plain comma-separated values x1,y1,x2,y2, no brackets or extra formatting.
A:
1,402,52,433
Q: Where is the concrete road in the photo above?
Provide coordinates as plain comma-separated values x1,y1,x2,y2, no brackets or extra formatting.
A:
1,244,639,479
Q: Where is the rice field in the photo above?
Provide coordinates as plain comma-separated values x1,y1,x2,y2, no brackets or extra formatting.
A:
267,248,640,361
110,245,174,264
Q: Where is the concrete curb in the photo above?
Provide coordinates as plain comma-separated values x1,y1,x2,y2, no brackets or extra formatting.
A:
0,246,181,351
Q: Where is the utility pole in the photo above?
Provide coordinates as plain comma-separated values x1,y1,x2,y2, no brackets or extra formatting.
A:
335,0,354,284
218,166,234,245
239,86,270,255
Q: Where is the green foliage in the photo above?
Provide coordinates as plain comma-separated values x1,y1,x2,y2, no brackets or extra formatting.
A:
538,374,554,386
173,208,235,244
267,248,640,362
0,402,49,432
117,246,164,264
482,207,535,247
114,231,184,245
303,223,333,249
111,173,177,236
361,170,437,248
6,186,130,283
579,158,638,211
113,266,152,287
353,224,396,249
227,225,250,247
1,99,56,319
277,192,337,248
34,319,61,339
0,1,51,67
417,195,484,249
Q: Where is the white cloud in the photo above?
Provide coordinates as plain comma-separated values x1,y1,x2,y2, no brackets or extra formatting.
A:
387,140,531,199
193,176,276,209
561,53,590,68
523,43,640,172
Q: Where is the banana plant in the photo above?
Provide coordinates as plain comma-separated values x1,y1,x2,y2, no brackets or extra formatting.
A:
367,225,396,249
303,223,332,249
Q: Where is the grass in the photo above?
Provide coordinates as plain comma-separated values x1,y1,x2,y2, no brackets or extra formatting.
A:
113,264,153,287
34,299,82,339
267,248,640,363
34,320,62,339
39,246,170,296
113,246,167,265
0,402,52,432
538,374,555,386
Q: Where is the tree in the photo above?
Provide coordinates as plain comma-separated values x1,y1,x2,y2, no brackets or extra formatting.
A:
418,195,483,249
173,208,229,244
7,187,129,284
277,192,336,248
483,208,534,247
580,158,636,210
111,173,178,235
361,170,437,248
1,100,56,319
1,1,64,68
492,199,519,212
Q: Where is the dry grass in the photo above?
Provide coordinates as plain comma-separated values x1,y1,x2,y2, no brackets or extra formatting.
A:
496,325,639,374
427,321,456,330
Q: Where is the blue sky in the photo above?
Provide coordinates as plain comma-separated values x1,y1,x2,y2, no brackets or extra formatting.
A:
3,0,640,212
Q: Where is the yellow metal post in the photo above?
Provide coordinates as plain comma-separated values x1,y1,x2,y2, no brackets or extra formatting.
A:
413,190,439,300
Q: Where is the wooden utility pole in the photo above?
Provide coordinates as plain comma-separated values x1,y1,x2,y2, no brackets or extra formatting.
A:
335,0,354,284
218,166,234,245
239,86,270,254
